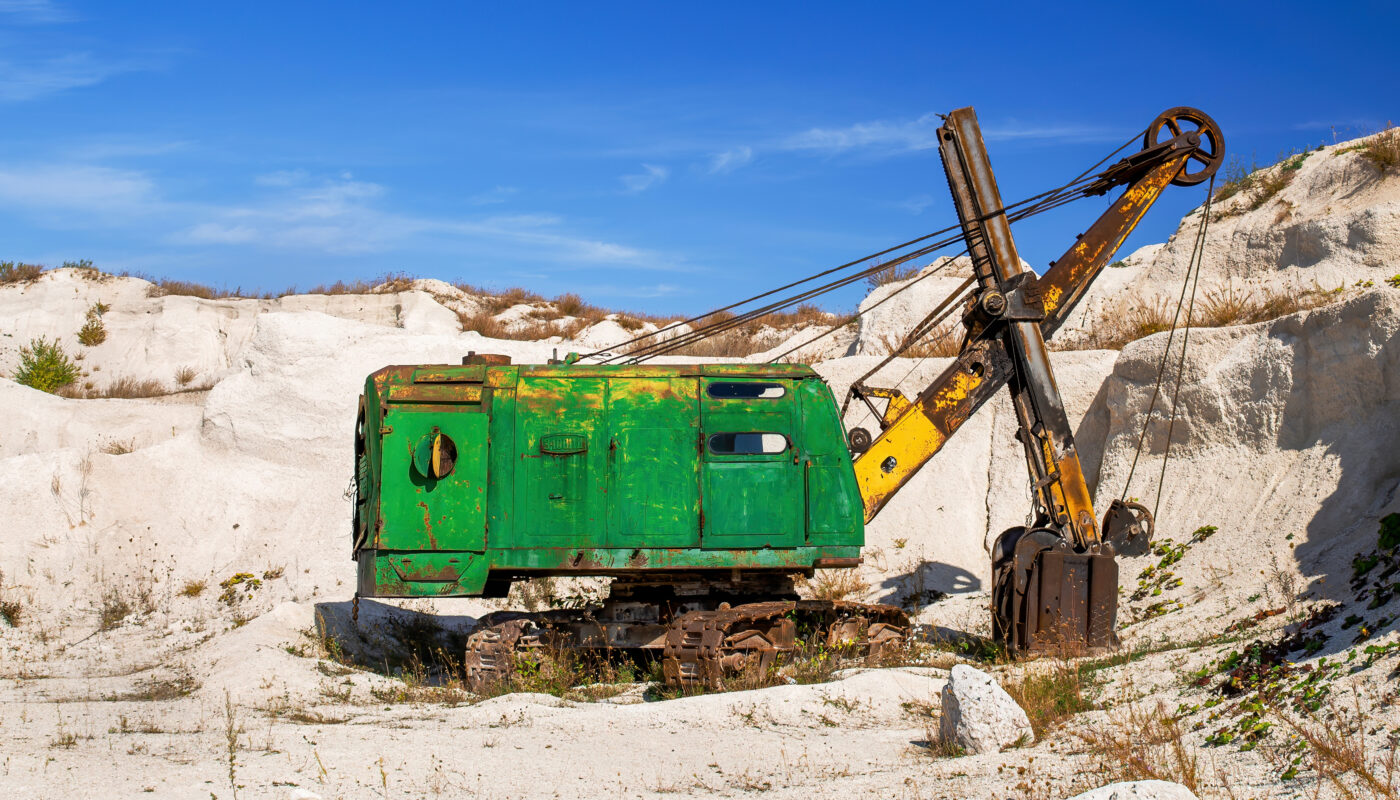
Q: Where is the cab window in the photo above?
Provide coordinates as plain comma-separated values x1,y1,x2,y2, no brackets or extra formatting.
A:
707,382,786,399
708,432,788,455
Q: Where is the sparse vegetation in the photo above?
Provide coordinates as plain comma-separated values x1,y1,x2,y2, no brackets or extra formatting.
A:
0,570,22,627
1004,657,1095,737
99,438,135,455
174,365,198,386
68,375,168,399
99,590,132,631
77,301,108,346
0,261,44,284
1358,127,1400,173
800,569,870,603
1213,150,1312,214
179,579,207,597
866,260,921,289
1060,283,1344,351
14,336,80,393
1079,701,1200,791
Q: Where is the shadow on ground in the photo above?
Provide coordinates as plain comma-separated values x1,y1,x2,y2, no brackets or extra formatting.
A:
314,598,480,679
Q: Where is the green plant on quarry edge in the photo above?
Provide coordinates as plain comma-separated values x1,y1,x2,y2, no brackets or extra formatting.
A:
14,337,79,393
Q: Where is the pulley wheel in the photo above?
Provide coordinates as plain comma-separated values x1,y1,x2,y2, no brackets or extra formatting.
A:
1144,107,1225,187
847,427,872,454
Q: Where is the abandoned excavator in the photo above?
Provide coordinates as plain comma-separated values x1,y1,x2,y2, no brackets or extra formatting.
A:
349,106,1225,688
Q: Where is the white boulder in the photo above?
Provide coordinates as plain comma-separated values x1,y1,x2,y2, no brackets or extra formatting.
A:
937,663,1033,754
1066,781,1199,800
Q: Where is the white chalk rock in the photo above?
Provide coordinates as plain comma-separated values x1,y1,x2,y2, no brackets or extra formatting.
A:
1067,780,1199,800
937,663,1033,754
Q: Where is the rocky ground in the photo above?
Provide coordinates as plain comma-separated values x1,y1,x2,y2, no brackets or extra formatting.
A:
1,129,1399,799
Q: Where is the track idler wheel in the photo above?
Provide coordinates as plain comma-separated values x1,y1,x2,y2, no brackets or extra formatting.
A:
991,527,1120,653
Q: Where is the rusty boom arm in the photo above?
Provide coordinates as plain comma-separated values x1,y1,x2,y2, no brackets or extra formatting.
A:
845,106,1221,651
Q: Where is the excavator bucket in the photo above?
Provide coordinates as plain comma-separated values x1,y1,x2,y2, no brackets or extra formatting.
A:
992,529,1120,653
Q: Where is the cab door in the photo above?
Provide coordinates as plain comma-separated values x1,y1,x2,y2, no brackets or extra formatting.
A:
513,376,606,548
699,378,803,548
605,377,700,548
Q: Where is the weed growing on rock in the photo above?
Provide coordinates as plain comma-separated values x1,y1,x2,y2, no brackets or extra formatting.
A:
14,337,79,393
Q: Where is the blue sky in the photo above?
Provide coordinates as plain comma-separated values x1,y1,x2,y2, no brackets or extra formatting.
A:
1,1,1395,313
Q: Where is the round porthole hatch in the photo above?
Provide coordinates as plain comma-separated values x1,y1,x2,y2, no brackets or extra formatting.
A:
413,428,457,479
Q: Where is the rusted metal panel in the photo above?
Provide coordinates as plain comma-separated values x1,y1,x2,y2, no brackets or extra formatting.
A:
388,384,484,404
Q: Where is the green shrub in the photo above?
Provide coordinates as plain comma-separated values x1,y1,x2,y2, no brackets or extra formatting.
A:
14,337,79,393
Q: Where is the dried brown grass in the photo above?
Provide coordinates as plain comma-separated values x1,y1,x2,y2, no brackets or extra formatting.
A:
1005,657,1095,738
0,261,44,284
1059,284,1340,351
799,569,870,603
1077,701,1200,791
1359,127,1400,173
1273,694,1400,798
60,375,169,399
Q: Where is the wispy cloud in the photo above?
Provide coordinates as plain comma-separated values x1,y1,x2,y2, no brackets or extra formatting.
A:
779,112,1117,157
466,185,519,205
0,52,149,102
619,163,668,193
897,194,934,215
0,163,157,212
0,0,73,24
783,112,943,155
707,146,753,174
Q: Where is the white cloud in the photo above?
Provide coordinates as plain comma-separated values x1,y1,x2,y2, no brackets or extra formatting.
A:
0,164,156,212
619,163,668,194
781,112,1117,156
0,157,681,269
783,112,943,155
0,52,147,102
707,146,753,175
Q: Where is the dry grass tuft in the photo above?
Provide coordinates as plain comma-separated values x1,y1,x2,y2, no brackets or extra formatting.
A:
1274,695,1400,798
1059,284,1341,351
88,376,169,399
1005,657,1095,737
866,260,921,289
99,439,135,455
1359,127,1400,173
1078,700,1199,791
800,569,870,603
174,365,198,386
179,579,207,598
98,590,132,631
0,261,44,284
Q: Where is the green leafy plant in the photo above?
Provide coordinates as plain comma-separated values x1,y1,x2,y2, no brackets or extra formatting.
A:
14,337,80,393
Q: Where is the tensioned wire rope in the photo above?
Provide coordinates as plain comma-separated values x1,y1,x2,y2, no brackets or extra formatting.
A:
1118,174,1217,523
578,124,1149,365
